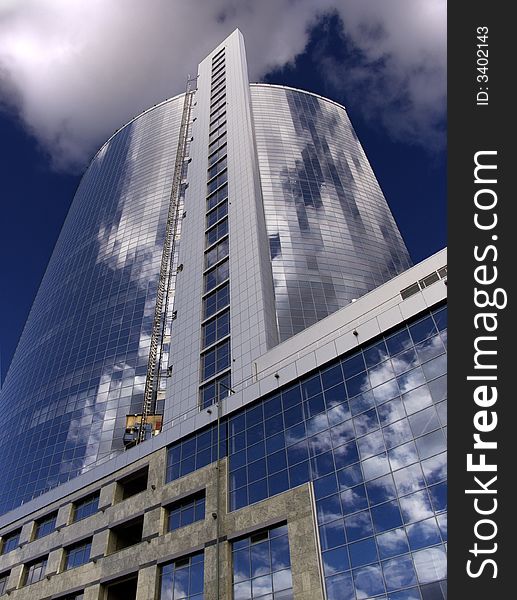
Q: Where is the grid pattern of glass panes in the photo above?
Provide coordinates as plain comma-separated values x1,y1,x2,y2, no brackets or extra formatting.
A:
202,310,230,347
250,85,412,341
231,306,447,600
166,422,227,482
167,306,447,600
65,539,92,570
159,552,204,600
200,48,231,409
34,512,57,539
232,523,293,600
168,491,206,531
73,493,99,522
24,556,47,586
0,96,186,514
1,530,20,555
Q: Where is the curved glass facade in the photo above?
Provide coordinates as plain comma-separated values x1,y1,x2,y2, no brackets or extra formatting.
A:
251,85,412,341
0,96,185,514
0,83,414,516
0,31,445,600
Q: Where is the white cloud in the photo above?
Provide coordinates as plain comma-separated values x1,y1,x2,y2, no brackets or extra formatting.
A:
0,0,445,171
318,0,447,149
413,546,447,584
377,528,407,554
399,490,433,523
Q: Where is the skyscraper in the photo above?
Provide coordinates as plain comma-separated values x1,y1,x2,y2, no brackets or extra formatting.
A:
0,31,445,600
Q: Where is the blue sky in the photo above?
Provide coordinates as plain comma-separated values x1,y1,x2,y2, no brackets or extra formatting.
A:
0,2,446,382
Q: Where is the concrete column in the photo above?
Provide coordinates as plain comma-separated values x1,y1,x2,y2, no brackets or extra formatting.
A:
55,503,73,530
5,563,24,593
148,449,167,489
84,583,102,600
18,521,35,547
45,548,63,577
203,541,232,600
90,529,109,562
287,487,325,600
98,482,116,511
142,507,162,540
135,564,159,600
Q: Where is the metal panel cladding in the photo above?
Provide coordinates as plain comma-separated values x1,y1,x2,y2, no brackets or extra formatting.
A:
0,96,184,514
250,85,412,341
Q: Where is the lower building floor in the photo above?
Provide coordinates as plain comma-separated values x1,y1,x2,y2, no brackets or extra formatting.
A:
0,254,448,600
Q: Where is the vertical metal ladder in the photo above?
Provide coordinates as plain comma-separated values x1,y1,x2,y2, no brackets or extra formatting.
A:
137,81,195,444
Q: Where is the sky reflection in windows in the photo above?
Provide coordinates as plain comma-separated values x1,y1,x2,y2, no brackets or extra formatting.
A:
0,96,186,514
159,552,204,600
167,305,447,599
232,524,293,600
251,85,412,341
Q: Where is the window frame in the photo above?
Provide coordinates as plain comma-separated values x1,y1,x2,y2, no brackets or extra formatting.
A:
208,123,227,146
167,491,206,532
210,95,226,115
212,47,225,62
0,572,9,595
200,338,231,381
204,236,229,270
72,493,100,523
207,155,227,181
208,143,227,167
202,282,230,319
201,309,230,349
34,512,58,540
204,258,229,293
209,108,226,127
0,529,21,555
205,219,229,249
211,63,225,79
210,86,226,105
199,372,232,409
23,556,48,587
208,130,227,153
206,199,228,229
231,523,293,599
210,79,226,97
64,539,92,571
206,182,228,211
159,552,205,600
211,70,226,88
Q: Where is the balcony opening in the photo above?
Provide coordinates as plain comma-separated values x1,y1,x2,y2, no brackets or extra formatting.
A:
108,516,144,554
117,467,149,501
104,574,138,600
